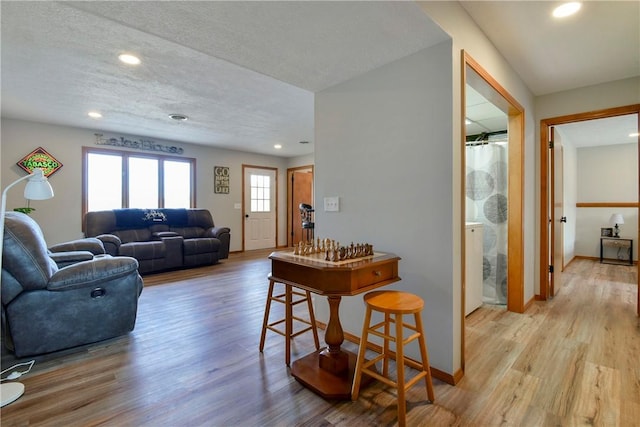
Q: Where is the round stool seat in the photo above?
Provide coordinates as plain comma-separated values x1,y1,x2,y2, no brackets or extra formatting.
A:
364,290,424,314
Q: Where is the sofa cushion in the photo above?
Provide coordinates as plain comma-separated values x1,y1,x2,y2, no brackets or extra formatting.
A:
113,228,152,244
118,241,165,261
183,238,220,256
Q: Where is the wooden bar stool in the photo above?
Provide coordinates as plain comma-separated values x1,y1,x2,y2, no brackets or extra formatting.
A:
259,275,320,366
351,290,435,427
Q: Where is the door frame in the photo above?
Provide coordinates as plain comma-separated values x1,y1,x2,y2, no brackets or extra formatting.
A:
461,51,526,373
242,164,278,252
462,51,526,311
539,104,640,316
286,165,314,247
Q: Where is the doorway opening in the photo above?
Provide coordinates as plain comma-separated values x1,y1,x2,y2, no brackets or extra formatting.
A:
242,165,278,251
287,165,314,247
539,104,640,315
461,51,526,373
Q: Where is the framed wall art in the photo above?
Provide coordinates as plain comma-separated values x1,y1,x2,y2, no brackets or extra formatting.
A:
17,147,63,177
214,166,230,194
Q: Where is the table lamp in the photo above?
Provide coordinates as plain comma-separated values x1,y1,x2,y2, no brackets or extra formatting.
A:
609,213,624,238
0,168,54,407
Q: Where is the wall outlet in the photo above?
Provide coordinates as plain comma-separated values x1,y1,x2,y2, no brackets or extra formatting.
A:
234,203,241,210
324,196,339,212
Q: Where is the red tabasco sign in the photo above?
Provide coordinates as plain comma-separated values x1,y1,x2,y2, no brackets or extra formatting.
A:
17,147,63,177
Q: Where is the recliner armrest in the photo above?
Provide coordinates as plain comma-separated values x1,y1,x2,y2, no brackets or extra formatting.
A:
49,250,95,268
47,256,140,292
206,226,230,239
96,234,122,256
205,226,230,259
48,238,105,255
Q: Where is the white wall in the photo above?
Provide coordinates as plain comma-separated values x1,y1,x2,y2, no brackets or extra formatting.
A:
416,1,536,374
315,42,454,372
1,118,293,249
575,143,638,260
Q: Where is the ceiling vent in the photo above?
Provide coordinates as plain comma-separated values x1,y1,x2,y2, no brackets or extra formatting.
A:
169,114,188,121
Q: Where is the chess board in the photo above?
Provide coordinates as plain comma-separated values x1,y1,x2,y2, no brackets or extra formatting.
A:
279,250,385,266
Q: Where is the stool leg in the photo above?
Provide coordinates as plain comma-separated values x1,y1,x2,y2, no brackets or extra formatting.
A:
383,312,391,377
351,306,373,400
285,284,293,367
305,291,320,350
395,313,407,427
414,311,435,402
259,280,276,352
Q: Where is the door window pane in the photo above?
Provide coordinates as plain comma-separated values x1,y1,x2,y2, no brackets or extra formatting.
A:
250,173,271,212
164,160,191,208
87,153,122,211
129,157,158,208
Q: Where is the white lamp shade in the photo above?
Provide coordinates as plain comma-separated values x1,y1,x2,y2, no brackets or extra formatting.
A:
23,169,54,200
609,213,624,225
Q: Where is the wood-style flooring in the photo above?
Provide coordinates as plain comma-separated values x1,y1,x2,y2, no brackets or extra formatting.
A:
1,253,638,426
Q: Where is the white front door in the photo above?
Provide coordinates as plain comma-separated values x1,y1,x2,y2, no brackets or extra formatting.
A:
243,166,277,250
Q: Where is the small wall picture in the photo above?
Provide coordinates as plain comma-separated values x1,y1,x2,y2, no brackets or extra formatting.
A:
214,166,230,194
601,227,613,237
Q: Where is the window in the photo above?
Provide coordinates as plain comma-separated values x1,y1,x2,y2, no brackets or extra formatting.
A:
250,173,271,212
83,147,195,216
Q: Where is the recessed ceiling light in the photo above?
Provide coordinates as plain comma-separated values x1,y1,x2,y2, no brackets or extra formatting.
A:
552,2,581,18
88,111,102,119
274,144,282,149
169,113,188,121
629,132,640,137
118,53,141,65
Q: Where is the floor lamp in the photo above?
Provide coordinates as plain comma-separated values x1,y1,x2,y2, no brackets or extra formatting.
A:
0,168,54,407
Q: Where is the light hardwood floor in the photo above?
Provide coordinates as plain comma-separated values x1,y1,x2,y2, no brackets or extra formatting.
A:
1,253,638,426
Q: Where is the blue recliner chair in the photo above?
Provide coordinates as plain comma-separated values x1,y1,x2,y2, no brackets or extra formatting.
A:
1,212,143,357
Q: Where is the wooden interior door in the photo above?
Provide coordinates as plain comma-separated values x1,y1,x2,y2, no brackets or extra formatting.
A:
291,170,313,246
551,127,564,296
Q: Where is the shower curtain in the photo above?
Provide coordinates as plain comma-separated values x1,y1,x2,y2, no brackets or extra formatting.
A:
466,142,508,305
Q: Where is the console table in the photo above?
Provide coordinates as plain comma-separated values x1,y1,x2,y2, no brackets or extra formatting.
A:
268,250,400,400
600,237,633,265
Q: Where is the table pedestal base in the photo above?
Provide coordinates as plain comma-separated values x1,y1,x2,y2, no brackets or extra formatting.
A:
291,349,373,400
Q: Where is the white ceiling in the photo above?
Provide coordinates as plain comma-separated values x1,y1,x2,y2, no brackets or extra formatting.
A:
1,1,638,157
459,0,640,96
556,114,639,148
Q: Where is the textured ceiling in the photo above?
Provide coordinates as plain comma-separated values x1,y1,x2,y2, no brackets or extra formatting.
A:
1,1,638,157
0,1,448,158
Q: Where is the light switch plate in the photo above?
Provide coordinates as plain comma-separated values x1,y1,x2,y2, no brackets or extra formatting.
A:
234,203,241,210
324,196,339,212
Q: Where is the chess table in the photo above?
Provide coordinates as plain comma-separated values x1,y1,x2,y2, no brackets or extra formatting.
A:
268,250,401,400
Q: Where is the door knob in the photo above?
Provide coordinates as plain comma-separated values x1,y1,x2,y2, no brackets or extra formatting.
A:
245,214,249,218
560,216,567,223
